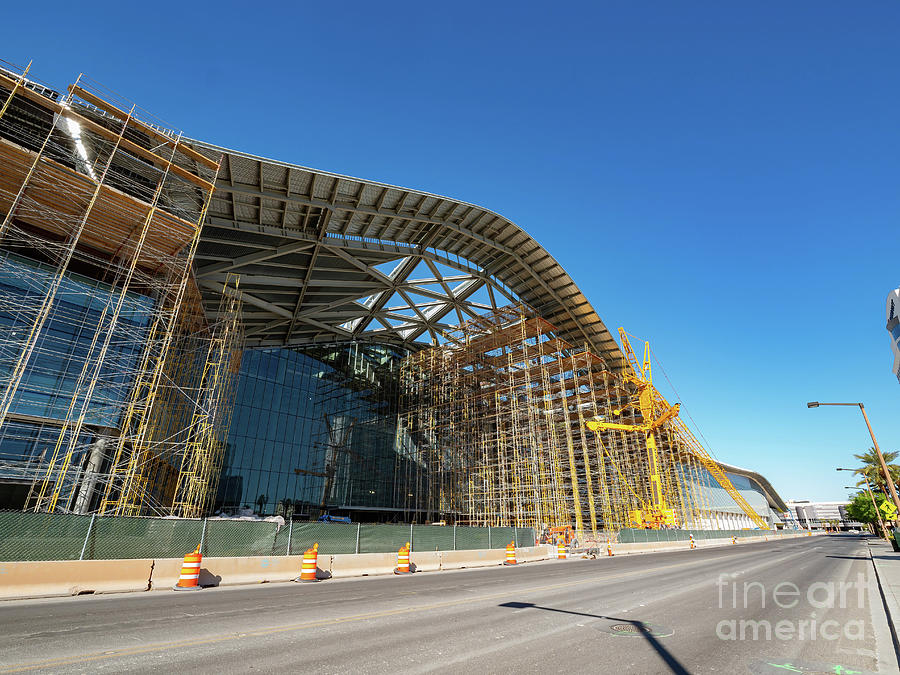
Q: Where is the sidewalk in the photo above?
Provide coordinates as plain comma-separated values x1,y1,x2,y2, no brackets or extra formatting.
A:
869,538,900,653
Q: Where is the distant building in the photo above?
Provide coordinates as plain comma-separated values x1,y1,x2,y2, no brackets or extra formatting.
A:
887,288,900,383
785,500,863,530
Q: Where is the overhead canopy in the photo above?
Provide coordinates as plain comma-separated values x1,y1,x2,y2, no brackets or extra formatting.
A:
190,140,625,368
718,462,789,513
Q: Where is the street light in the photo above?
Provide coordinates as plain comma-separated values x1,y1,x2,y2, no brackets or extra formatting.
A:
839,469,889,538
808,402,900,519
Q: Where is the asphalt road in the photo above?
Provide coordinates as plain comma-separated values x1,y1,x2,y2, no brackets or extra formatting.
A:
0,535,896,674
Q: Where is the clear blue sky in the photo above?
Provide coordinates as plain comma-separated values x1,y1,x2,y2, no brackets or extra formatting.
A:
3,1,898,503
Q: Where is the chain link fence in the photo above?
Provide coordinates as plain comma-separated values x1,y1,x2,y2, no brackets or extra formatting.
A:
616,527,784,543
0,511,536,561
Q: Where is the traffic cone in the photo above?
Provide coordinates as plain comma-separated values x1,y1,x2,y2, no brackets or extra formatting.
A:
689,534,695,550
557,541,566,559
294,543,320,583
173,545,202,591
606,539,614,557
394,542,412,574
504,541,517,565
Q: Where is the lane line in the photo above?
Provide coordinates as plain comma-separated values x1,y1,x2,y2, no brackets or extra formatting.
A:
0,554,746,673
0,538,823,672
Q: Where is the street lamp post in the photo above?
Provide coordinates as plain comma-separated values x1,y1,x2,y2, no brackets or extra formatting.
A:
808,402,900,520
839,468,889,539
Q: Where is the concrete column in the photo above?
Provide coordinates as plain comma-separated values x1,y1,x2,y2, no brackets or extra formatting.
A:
73,437,109,514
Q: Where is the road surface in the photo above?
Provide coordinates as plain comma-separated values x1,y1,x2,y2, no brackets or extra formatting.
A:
0,535,895,673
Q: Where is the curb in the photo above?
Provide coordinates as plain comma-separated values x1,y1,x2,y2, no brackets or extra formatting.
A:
868,540,900,664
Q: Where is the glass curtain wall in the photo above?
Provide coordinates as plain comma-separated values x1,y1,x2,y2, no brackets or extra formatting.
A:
220,342,420,521
678,463,773,528
0,250,154,507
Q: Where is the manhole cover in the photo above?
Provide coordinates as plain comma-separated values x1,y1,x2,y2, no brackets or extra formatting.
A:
749,658,876,674
594,620,674,638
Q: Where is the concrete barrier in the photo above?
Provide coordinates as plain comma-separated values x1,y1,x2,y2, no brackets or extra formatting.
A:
410,551,441,573
0,532,820,600
440,548,506,570
330,552,396,578
602,531,814,557
517,545,553,562
0,559,154,600
150,554,330,590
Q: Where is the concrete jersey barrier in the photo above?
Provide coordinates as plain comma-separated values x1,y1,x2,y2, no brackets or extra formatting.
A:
0,532,821,600
0,559,154,600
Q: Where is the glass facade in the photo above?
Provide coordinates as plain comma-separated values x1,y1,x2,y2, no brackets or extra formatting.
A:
679,463,772,525
0,251,154,504
219,342,420,520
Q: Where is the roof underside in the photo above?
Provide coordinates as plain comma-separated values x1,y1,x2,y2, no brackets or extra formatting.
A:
718,462,789,513
191,141,625,367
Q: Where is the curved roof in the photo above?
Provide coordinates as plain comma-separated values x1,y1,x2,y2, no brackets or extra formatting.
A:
718,461,788,513
190,140,624,367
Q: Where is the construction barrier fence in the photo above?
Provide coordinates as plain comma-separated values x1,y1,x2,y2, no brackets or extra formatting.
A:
0,510,536,561
616,527,785,543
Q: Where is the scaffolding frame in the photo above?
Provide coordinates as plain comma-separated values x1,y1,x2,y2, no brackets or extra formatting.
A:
0,61,238,516
399,306,735,540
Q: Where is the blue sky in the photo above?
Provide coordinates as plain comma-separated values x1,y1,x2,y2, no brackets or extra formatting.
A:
3,1,898,502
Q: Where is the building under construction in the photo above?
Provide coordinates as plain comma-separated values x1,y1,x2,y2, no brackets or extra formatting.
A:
399,307,772,541
0,60,788,529
0,63,241,517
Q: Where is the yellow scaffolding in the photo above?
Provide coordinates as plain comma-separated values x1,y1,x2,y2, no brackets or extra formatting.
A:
399,306,765,539
0,61,238,516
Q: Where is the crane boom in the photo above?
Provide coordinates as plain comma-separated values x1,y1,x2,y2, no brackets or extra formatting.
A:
614,328,769,530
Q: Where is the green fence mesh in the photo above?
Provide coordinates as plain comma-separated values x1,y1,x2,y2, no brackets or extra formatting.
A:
0,511,92,561
489,527,518,549
290,522,358,555
454,526,490,550
203,519,279,557
89,516,203,560
358,524,411,554
410,525,453,552
616,528,780,543
0,511,537,560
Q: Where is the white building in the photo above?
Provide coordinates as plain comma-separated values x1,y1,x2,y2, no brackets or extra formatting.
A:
887,288,900,383
685,462,789,530
785,500,862,530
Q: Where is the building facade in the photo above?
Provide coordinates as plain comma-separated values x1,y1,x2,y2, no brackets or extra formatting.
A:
785,500,862,530
0,62,788,531
887,288,900,383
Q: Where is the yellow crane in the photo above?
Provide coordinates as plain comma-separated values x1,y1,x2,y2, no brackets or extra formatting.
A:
586,331,679,528
587,328,769,530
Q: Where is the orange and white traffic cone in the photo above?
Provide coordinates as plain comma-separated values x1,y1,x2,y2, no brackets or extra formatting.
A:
294,543,320,583
606,539,614,557
504,541,517,565
394,542,412,574
173,545,202,591
557,541,566,559
689,534,695,550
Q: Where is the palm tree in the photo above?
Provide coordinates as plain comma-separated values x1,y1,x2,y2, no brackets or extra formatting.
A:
853,447,900,491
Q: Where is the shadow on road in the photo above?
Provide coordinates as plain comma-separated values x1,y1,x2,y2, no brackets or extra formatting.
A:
824,555,869,560
498,601,689,674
